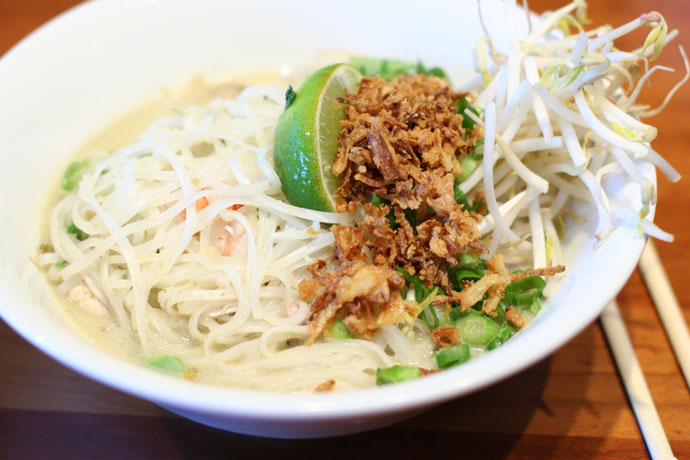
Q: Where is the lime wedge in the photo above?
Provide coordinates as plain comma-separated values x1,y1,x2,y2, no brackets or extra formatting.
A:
274,63,362,212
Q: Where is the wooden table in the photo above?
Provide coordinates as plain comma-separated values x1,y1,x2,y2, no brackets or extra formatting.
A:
1,1,689,458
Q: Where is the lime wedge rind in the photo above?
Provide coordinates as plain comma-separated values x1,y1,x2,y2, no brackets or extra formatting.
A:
274,63,362,212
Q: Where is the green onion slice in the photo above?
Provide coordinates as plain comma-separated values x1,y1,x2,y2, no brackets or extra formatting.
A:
494,304,507,325
148,355,186,374
529,299,542,314
376,365,420,385
472,138,485,160
396,267,429,302
487,324,517,350
454,184,472,211
455,155,479,183
504,276,546,305
418,287,440,330
455,313,501,346
456,252,481,269
436,344,470,369
371,192,387,206
61,161,90,191
329,319,355,339
456,96,480,131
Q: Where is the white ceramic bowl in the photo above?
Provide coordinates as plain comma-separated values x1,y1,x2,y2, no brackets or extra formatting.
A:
0,0,652,438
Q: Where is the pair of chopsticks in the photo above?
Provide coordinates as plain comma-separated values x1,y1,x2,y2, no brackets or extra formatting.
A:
600,240,690,460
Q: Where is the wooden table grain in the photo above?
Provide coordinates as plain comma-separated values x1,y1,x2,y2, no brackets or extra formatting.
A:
1,1,689,458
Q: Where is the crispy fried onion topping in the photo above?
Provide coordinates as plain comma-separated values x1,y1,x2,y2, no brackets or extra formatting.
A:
301,260,405,345
430,327,460,349
334,74,482,212
432,254,510,315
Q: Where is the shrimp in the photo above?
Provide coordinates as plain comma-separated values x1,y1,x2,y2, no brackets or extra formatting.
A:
211,218,246,257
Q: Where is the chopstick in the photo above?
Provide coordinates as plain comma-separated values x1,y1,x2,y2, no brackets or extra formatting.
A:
638,240,690,390
601,300,676,460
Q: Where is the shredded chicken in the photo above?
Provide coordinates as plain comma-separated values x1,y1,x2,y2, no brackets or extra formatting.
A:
67,284,109,316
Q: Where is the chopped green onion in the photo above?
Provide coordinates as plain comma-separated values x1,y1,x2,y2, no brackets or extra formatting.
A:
454,184,472,211
376,365,420,385
422,308,440,330
472,138,485,161
67,223,87,241
487,324,517,350
416,286,438,313
529,299,542,314
371,192,391,206
436,344,470,369
148,355,185,374
388,213,399,230
455,313,501,346
417,287,440,330
456,95,480,131
416,61,449,80
350,57,415,81
487,337,500,350
329,319,355,339
454,268,483,281
349,56,449,82
371,194,399,229
455,155,479,183
404,208,417,231
456,251,481,269
448,252,483,290
61,161,89,191
396,267,429,302
472,200,488,215
450,305,479,322
396,268,442,329
504,276,546,305
450,268,483,291
372,193,415,230
54,260,67,268
494,304,507,325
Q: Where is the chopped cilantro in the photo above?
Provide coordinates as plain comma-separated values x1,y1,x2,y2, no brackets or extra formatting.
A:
285,85,297,109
